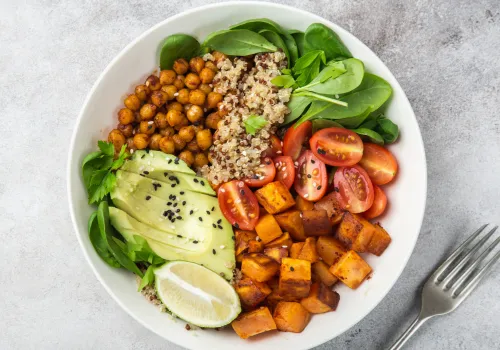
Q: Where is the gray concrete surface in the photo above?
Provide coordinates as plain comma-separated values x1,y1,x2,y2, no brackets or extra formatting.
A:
1,0,499,349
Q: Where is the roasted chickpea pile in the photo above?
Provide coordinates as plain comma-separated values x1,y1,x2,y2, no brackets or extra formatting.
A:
107,54,226,169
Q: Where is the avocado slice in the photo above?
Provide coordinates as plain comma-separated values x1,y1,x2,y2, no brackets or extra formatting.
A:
127,150,195,175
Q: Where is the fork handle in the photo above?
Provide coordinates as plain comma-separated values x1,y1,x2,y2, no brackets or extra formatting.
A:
388,314,432,350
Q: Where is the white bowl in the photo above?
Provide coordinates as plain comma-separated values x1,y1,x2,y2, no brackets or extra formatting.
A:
67,2,427,349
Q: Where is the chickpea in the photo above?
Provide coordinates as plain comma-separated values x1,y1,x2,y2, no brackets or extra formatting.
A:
178,150,194,167
159,126,175,137
208,152,214,164
173,58,189,75
145,74,161,91
199,67,215,84
108,129,126,153
166,110,184,127
154,112,168,129
161,85,177,101
172,134,186,151
118,108,135,125
126,137,136,151
133,133,149,149
159,70,177,85
212,51,227,64
149,134,162,150
205,60,218,72
199,83,212,95
186,139,200,153
207,91,223,109
139,120,156,135
205,111,222,129
192,123,205,133
139,103,157,120
217,102,229,117
167,101,184,112
196,129,212,151
176,89,190,104
151,90,168,107
194,153,209,168
159,136,175,154
183,103,192,113
178,126,195,142
186,105,204,123
185,73,201,90
173,75,185,90
189,57,205,74
124,94,141,111
174,116,190,131
117,123,134,137
135,84,150,101
188,89,206,106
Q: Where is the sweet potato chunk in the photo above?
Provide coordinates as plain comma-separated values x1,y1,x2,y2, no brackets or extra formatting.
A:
316,236,347,265
297,237,319,263
336,212,376,252
235,230,257,255
302,210,333,236
279,258,311,299
248,240,264,253
264,247,289,264
241,253,280,282
329,250,372,289
255,181,295,214
273,302,311,333
266,232,293,249
300,282,340,314
236,253,245,263
235,277,272,308
232,307,277,339
312,261,338,287
274,210,307,241
295,196,314,211
314,192,344,226
290,242,305,259
367,223,392,256
264,278,283,311
255,214,283,244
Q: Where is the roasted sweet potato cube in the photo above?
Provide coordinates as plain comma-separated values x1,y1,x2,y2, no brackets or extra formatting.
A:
241,253,280,282
314,192,344,226
248,240,264,253
255,214,283,244
255,181,296,214
279,258,311,299
274,210,307,241
329,250,372,289
297,237,319,263
273,302,311,333
236,253,245,263
336,212,376,252
290,242,305,259
232,307,277,339
235,230,257,255
367,223,392,256
316,236,347,265
235,277,272,308
312,261,338,287
264,247,289,264
295,196,314,211
266,232,293,249
264,278,283,312
300,282,340,314
302,210,333,236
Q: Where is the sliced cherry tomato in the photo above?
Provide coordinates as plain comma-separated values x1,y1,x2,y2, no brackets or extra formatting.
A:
334,165,374,213
283,121,312,161
273,155,295,189
358,143,398,185
309,127,363,166
243,157,276,187
294,150,327,201
262,135,283,158
364,185,387,219
218,181,260,230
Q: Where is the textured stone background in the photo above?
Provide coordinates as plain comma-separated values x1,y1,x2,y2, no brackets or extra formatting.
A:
1,0,499,349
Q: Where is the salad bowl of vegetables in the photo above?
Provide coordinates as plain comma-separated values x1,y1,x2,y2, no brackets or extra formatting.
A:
67,2,426,349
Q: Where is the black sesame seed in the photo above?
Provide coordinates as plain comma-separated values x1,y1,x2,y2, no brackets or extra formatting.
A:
167,202,172,206
212,249,216,255
141,154,146,159
317,148,326,155
307,174,312,179
265,160,271,165
212,223,217,228
173,203,178,208
234,223,240,229
164,172,168,177
182,201,186,206
193,240,199,244
194,178,199,183
163,211,168,217
180,191,185,195
143,171,149,175
290,266,295,271
311,159,316,164
317,185,322,190
177,235,182,238
172,218,176,223
206,210,211,215
172,195,176,200
240,189,245,195
176,209,180,213
231,236,236,241
169,176,175,181
168,159,172,164
145,195,151,200
217,219,222,224
190,210,194,215
211,206,215,211
199,217,203,222
200,180,205,186
218,225,223,229
177,216,182,220
171,184,176,188
139,174,145,177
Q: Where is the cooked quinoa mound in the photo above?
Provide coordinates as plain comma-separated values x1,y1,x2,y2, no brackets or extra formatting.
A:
200,51,292,185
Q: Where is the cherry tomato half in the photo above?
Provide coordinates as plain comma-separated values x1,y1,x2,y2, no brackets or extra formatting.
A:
273,155,295,189
309,127,363,166
334,165,374,213
283,121,312,161
358,143,398,185
294,150,327,201
218,181,260,230
244,157,276,188
262,135,283,158
364,185,387,219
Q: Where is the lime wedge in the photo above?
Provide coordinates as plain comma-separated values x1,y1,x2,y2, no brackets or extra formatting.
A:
154,261,241,327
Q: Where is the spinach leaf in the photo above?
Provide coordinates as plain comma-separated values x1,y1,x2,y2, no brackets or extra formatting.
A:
293,91,347,107
335,107,373,128
159,34,200,70
294,64,347,93
292,32,306,57
138,265,156,292
259,30,290,66
304,23,352,60
293,50,325,72
285,95,312,124
271,74,296,88
287,29,303,35
295,58,321,86
294,100,331,126
351,128,385,145
229,18,285,34
280,32,299,67
312,119,344,133
88,211,120,267
203,29,277,56
375,116,399,143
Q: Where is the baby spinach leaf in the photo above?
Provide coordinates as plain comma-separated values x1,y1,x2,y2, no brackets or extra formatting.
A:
295,58,321,86
203,29,277,56
292,32,306,57
335,107,373,128
351,128,385,145
287,29,303,35
259,30,291,66
88,211,120,268
303,58,364,95
294,100,331,126
294,64,347,93
312,119,344,133
159,34,200,70
293,91,347,107
271,75,296,88
304,23,352,60
229,18,285,34
376,116,399,143
138,265,156,292
293,50,325,72
244,115,268,135
285,95,312,124
280,32,299,67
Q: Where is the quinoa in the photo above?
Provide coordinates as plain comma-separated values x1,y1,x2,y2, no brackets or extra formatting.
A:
200,51,292,185
136,275,167,312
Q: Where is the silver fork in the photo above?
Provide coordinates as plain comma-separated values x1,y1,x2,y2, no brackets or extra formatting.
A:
389,224,500,350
